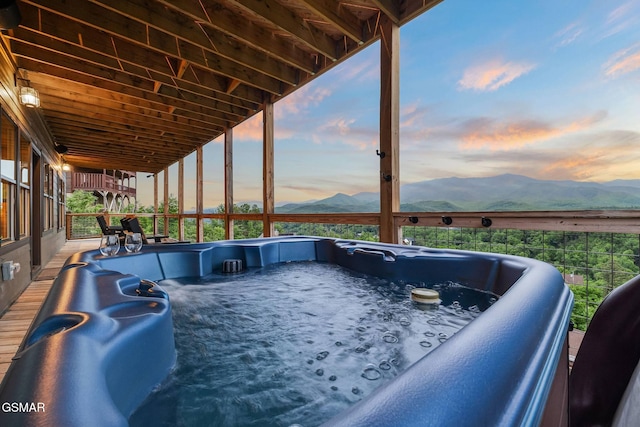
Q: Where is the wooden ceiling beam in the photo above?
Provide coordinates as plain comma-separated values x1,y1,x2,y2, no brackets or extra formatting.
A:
296,0,364,43
38,92,227,133
62,148,185,173
12,48,246,124
157,0,326,70
17,4,264,106
21,0,286,94
371,0,400,24
85,0,299,86
49,127,200,150
48,120,206,146
399,0,444,25
165,0,337,63
43,110,216,141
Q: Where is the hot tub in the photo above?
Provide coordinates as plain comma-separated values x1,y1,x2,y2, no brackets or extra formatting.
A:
0,237,573,426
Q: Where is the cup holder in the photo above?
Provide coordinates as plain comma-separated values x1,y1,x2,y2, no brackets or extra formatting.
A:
136,279,168,299
25,314,85,348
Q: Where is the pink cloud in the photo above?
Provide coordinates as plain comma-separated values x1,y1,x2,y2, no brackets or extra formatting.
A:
234,114,263,142
460,111,607,150
458,59,536,91
604,43,640,77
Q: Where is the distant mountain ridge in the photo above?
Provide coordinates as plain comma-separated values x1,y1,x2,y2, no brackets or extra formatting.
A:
275,174,640,213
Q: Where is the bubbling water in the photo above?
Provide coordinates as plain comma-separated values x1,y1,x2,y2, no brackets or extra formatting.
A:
130,262,498,427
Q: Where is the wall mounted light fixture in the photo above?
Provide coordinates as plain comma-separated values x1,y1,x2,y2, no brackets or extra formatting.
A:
15,73,40,108
19,86,40,108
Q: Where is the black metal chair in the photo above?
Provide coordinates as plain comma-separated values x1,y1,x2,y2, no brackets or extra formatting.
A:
96,215,125,240
120,217,168,244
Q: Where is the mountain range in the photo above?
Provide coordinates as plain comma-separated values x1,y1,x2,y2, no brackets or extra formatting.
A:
275,174,640,213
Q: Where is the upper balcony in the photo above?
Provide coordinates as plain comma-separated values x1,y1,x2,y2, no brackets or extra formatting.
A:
67,169,136,199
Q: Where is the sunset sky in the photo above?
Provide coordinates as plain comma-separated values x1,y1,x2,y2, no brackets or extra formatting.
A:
137,0,640,209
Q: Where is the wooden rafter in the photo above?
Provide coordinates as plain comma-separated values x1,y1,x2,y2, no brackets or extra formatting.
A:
3,0,444,173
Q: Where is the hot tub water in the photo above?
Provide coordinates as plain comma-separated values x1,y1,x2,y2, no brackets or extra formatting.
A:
131,262,498,427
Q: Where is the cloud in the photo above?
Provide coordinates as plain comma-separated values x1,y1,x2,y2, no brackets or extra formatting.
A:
401,102,431,128
449,128,640,182
604,43,640,77
234,114,263,142
602,1,640,38
321,117,356,136
277,85,332,117
459,111,607,150
553,22,584,48
458,59,536,91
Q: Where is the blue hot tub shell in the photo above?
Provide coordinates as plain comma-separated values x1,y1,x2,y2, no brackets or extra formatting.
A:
0,237,573,426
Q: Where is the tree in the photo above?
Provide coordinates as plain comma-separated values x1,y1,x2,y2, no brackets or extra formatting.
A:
66,190,101,213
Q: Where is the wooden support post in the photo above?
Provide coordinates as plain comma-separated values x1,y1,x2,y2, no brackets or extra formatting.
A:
263,102,275,237
225,128,234,240
153,173,159,235
379,17,401,244
163,167,169,235
178,158,184,241
196,145,204,242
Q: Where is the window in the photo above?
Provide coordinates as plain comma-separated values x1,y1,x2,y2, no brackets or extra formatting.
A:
58,174,65,229
44,163,54,231
19,134,30,237
1,111,17,243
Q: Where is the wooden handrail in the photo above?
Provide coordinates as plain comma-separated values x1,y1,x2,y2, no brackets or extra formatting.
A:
67,210,640,241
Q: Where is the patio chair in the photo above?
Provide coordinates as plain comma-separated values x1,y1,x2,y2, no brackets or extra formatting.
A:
96,215,125,240
120,217,169,244
569,274,640,426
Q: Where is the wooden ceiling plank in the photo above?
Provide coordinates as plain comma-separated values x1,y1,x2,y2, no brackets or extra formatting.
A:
50,127,199,149
399,0,444,25
13,48,247,124
27,71,218,129
48,119,207,146
296,0,364,43
22,0,285,94
9,27,263,115
50,108,221,141
146,68,259,112
233,0,338,61
18,3,264,106
370,0,400,24
44,109,216,140
35,89,227,135
185,63,263,105
169,0,322,71
39,91,228,132
87,0,299,85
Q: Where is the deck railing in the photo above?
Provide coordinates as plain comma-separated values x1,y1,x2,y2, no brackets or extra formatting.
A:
66,210,640,330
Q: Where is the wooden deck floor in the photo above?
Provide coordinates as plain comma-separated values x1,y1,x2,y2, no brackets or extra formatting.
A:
0,238,584,383
0,239,100,380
